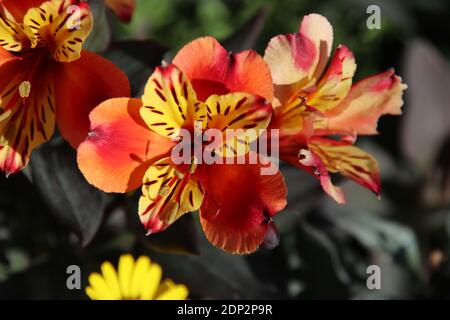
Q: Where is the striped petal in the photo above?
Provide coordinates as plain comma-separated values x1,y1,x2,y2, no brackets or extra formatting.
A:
299,148,345,204
139,157,204,234
0,51,55,175
23,0,93,62
0,6,36,51
173,36,273,101
0,0,46,21
324,69,407,135
309,141,381,196
307,45,356,113
141,64,202,139
202,93,272,157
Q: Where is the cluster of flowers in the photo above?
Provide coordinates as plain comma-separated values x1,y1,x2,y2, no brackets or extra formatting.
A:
0,1,406,254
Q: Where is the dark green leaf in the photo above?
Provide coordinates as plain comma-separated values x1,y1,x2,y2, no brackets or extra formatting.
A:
104,40,168,96
30,141,108,246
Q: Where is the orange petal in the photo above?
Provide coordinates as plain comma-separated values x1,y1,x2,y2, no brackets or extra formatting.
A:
299,149,345,204
264,13,333,86
307,45,356,113
54,50,130,148
104,0,135,23
309,141,381,196
198,156,287,254
324,69,407,135
0,51,55,175
0,0,45,21
77,98,173,193
23,0,93,62
173,36,273,101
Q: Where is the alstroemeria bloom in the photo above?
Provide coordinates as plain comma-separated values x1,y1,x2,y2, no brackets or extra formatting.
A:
0,0,129,175
78,61,287,254
264,14,407,203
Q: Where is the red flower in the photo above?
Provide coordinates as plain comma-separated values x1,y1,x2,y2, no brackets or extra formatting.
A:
0,0,129,175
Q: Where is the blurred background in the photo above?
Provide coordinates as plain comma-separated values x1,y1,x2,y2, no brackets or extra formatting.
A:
1,0,450,299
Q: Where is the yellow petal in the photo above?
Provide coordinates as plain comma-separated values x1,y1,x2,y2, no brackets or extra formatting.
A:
0,6,36,51
309,142,381,196
156,281,189,300
140,262,163,300
118,254,134,299
23,0,93,62
85,286,99,300
202,93,272,157
100,261,121,299
129,256,150,299
307,45,356,113
139,157,204,234
88,273,115,300
141,64,202,138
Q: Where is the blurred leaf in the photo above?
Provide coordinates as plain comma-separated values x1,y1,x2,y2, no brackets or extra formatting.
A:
105,40,168,96
223,7,269,52
331,212,422,277
84,0,112,52
123,193,200,255
296,219,350,299
30,141,108,246
110,40,168,68
275,165,322,234
148,221,277,299
313,208,423,298
141,215,200,256
402,39,450,172
197,0,232,39
422,136,450,208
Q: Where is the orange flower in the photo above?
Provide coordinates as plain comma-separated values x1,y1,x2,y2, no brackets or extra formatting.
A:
78,39,287,254
0,0,129,175
264,14,407,203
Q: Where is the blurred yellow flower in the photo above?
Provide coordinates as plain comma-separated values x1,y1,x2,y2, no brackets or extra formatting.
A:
86,254,188,300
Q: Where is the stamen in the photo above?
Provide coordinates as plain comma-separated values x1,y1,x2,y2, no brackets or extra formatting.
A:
158,185,171,196
19,81,31,98
189,157,198,174
174,170,185,179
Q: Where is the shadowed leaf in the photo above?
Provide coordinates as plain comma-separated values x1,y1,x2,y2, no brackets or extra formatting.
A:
30,141,108,246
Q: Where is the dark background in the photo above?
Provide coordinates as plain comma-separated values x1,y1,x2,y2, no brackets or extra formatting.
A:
1,0,450,299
